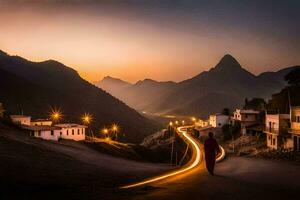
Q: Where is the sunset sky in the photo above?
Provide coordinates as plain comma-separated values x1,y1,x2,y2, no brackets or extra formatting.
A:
0,0,299,83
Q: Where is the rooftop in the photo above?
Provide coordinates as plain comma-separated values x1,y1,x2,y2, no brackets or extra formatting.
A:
10,115,31,118
55,123,87,128
31,118,52,122
22,125,61,131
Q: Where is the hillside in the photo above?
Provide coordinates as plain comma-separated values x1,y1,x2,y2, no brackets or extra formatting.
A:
96,54,300,117
0,50,160,143
0,123,170,199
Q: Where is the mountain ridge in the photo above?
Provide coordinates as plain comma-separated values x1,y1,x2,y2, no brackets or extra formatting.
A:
0,50,160,143
95,55,300,117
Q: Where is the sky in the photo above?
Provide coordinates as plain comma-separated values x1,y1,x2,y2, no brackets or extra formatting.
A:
0,0,299,83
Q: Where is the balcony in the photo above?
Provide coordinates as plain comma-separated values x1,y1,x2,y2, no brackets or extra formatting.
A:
289,123,300,135
263,127,280,135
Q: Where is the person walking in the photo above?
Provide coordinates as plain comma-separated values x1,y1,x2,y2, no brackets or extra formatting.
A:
204,132,220,175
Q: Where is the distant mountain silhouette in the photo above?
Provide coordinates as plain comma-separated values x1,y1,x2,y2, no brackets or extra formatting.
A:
94,76,132,97
96,54,300,117
0,50,160,143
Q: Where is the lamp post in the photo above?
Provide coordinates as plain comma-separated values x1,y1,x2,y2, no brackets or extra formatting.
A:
50,108,62,124
82,113,93,140
111,123,119,141
101,128,109,140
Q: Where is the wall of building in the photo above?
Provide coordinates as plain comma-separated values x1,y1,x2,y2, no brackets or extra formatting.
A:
209,115,229,128
266,133,278,149
31,121,52,126
60,127,85,141
12,117,31,125
34,130,60,141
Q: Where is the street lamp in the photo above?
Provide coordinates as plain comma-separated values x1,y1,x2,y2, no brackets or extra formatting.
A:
182,120,185,125
82,113,93,125
50,108,62,124
111,123,119,141
101,128,109,139
82,113,93,140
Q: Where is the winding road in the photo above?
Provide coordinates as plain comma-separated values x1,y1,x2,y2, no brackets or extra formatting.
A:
119,127,300,200
121,126,225,189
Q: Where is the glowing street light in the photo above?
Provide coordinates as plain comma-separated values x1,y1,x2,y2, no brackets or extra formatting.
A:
175,120,179,125
82,113,93,125
111,123,119,140
169,122,173,126
182,120,185,125
101,128,109,139
50,108,62,123
191,117,196,122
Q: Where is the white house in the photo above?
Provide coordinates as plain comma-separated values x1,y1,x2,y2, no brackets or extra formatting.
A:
288,106,300,151
232,109,260,126
55,123,87,141
23,125,62,141
11,115,31,125
264,114,291,150
31,119,52,126
209,114,229,128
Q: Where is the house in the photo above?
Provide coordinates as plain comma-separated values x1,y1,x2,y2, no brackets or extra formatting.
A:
31,119,52,126
209,113,229,128
22,123,87,141
55,123,87,141
288,106,300,151
11,115,31,125
232,109,261,134
23,125,62,141
195,119,209,128
264,113,291,150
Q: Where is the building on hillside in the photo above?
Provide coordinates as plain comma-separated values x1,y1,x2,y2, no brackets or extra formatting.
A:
11,115,31,125
55,124,87,141
209,113,229,128
22,123,87,141
23,125,62,141
195,119,209,128
264,113,291,150
30,119,52,126
288,106,300,151
232,109,261,134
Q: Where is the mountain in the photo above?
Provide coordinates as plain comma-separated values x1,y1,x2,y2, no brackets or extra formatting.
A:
96,54,300,117
0,50,160,143
94,76,132,97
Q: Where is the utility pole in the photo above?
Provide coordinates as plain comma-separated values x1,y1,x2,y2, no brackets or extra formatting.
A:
170,129,174,165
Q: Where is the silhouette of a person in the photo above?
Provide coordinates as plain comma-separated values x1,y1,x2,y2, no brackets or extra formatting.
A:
204,132,220,175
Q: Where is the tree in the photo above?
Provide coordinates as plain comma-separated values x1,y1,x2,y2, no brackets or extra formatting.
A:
244,98,266,110
222,108,230,116
285,68,300,86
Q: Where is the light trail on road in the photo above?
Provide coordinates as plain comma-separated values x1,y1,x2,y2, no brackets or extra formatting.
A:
120,126,225,189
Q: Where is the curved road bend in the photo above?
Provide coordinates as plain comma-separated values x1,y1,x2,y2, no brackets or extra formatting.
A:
121,126,225,189
119,127,300,200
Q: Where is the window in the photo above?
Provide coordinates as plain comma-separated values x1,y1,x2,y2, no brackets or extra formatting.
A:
38,131,41,136
82,128,84,134
273,138,276,145
297,116,300,123
245,114,248,118
51,130,54,136
77,129,80,135
218,123,221,126
60,132,62,136
72,129,74,135
67,130,69,135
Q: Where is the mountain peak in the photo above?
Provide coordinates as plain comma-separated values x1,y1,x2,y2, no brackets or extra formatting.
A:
213,54,242,71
